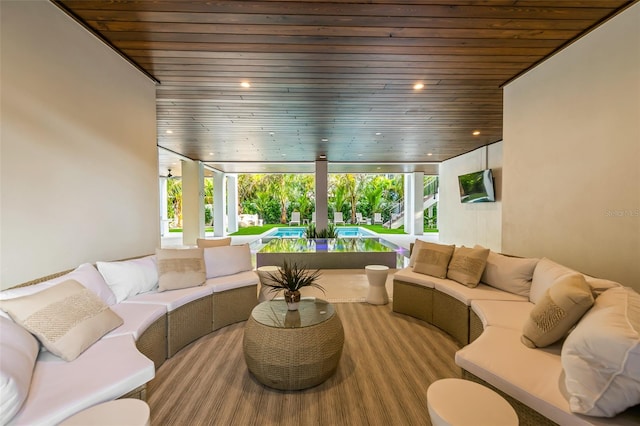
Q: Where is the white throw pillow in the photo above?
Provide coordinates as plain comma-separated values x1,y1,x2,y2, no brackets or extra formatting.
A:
0,263,116,307
203,244,253,279
97,256,158,303
481,251,539,297
0,317,39,425
562,287,640,417
529,258,575,304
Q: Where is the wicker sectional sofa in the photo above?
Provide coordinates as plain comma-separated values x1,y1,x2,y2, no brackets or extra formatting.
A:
393,246,640,426
0,244,258,426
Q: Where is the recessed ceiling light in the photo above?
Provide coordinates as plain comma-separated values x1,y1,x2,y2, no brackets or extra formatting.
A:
166,130,173,134
321,138,329,142
269,132,274,136
413,83,424,90
208,152,213,156
427,153,433,156
281,153,286,157
241,81,251,88
375,132,381,136
472,130,481,136
358,153,363,157
319,154,327,159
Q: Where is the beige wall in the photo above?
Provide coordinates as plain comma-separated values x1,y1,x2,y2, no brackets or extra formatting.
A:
0,2,159,289
502,3,640,289
439,143,503,251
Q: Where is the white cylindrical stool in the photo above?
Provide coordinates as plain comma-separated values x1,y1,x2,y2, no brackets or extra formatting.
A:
365,265,389,305
60,399,150,426
427,378,518,426
256,265,280,302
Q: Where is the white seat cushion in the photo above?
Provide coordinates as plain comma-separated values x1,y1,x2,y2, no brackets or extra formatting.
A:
122,285,213,312
392,267,436,288
0,317,39,425
105,303,167,340
470,299,533,330
455,326,640,426
434,279,528,306
8,334,154,426
204,271,259,293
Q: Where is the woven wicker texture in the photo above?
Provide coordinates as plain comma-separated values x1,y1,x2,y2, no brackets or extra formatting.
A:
136,316,167,369
392,280,433,322
167,295,212,357
469,309,484,343
243,311,344,390
433,291,469,345
463,370,558,426
212,285,257,331
12,268,75,288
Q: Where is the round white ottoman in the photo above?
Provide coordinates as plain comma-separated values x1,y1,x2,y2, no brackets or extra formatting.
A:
256,265,280,302
365,265,389,305
427,378,518,426
60,399,150,426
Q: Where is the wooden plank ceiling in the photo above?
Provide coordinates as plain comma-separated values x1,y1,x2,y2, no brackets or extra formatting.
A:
56,0,634,175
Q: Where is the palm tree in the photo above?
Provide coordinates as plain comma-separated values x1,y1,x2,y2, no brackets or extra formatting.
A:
166,178,183,228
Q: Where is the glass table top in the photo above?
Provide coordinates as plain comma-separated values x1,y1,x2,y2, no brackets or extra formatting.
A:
251,298,335,329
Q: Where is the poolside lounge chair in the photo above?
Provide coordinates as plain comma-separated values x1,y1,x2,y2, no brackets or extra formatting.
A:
355,212,367,225
289,211,301,226
334,212,345,226
373,212,383,225
311,212,316,224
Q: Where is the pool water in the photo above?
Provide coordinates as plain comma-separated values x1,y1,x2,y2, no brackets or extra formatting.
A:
265,226,375,239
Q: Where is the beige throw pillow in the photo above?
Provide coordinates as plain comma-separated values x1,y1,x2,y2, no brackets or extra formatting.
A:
0,280,123,361
409,239,431,267
156,248,206,291
481,251,539,297
413,243,455,278
521,273,594,348
197,237,232,248
447,246,490,287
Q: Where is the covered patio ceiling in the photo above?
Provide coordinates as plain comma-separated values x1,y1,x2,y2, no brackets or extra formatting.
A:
56,0,635,176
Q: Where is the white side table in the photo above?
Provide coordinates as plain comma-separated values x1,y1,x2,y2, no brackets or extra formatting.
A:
427,378,518,426
256,265,280,302
60,399,150,426
365,265,389,305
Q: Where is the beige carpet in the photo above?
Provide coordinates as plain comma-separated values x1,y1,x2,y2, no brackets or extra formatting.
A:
271,268,396,303
147,291,461,426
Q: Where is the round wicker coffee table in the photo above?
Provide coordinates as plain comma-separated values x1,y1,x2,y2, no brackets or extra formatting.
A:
243,298,344,390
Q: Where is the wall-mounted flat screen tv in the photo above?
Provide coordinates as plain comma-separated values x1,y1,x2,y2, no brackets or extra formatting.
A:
458,169,496,203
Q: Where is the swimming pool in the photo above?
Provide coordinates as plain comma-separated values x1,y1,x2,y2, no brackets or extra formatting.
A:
264,226,375,239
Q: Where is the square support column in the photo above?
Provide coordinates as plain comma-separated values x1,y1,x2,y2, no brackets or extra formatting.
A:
226,174,238,234
213,171,226,237
413,172,424,236
315,159,328,231
182,160,205,245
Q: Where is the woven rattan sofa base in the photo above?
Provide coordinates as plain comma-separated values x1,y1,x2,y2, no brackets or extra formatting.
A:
462,370,558,426
167,295,213,357
119,384,147,401
468,309,484,344
135,315,167,369
432,291,469,345
392,279,433,322
212,285,258,331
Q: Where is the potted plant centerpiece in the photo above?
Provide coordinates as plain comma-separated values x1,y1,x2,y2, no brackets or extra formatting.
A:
264,260,325,310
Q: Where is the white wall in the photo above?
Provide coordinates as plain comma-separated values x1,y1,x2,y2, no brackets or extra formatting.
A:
1,1,158,289
502,3,640,290
439,143,503,251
